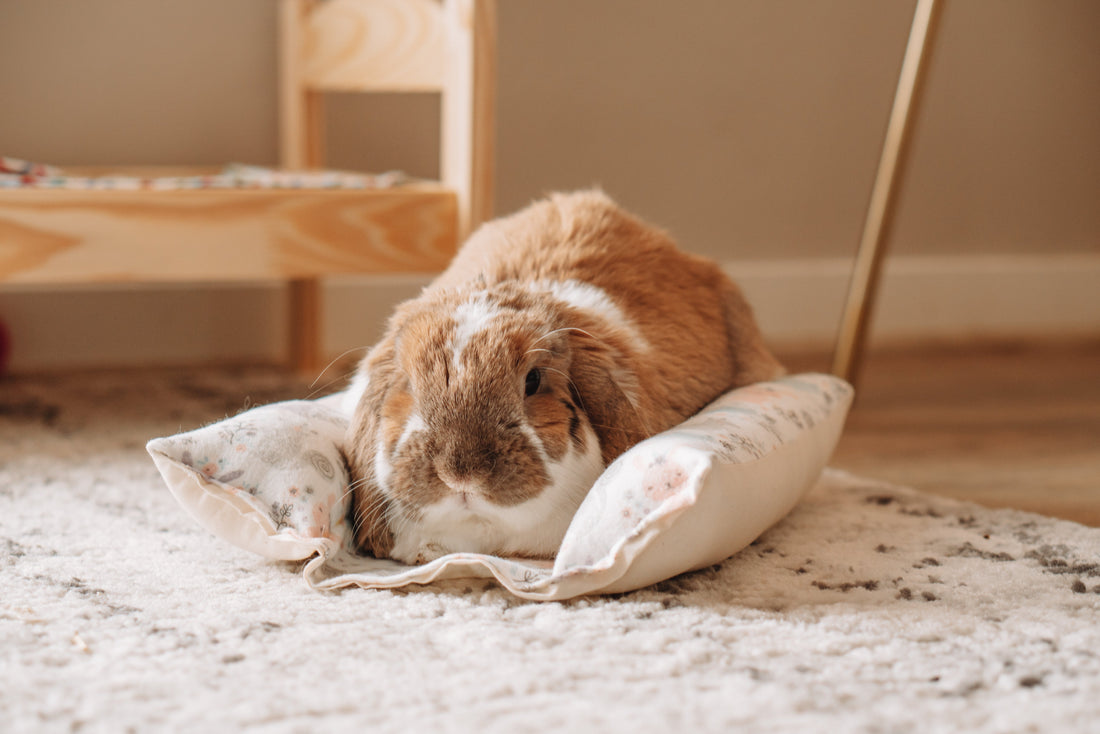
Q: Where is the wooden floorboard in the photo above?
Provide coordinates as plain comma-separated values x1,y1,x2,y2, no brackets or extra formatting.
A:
778,339,1100,527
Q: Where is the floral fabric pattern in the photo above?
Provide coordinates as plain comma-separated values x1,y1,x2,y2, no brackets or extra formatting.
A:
0,158,407,190
147,374,853,600
148,396,355,557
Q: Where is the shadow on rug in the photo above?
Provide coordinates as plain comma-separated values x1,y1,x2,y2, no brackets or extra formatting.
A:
2,368,1098,733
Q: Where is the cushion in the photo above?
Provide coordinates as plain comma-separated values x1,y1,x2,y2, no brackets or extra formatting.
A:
147,373,853,600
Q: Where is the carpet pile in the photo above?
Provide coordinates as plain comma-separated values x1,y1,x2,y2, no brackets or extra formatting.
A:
2,367,1098,733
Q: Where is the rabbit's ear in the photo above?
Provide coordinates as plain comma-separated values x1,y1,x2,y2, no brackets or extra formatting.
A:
346,338,398,559
566,329,650,466
341,443,394,559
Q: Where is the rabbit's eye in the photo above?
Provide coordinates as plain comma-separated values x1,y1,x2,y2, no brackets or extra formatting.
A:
524,368,541,397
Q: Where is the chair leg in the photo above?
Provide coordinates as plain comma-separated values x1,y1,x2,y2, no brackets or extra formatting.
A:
832,0,942,386
288,278,323,375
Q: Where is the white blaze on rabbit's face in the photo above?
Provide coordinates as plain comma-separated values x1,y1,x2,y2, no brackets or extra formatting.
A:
449,294,502,377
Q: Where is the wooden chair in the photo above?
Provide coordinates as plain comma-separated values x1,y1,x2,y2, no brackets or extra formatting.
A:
0,0,496,373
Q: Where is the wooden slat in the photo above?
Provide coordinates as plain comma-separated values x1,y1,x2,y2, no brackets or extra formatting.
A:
288,277,324,373
302,0,446,92
441,0,496,238
280,0,325,169
0,185,458,283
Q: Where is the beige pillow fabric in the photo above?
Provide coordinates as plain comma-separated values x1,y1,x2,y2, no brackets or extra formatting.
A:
148,373,853,600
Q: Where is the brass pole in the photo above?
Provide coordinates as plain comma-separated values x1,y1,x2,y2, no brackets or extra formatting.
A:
832,0,942,385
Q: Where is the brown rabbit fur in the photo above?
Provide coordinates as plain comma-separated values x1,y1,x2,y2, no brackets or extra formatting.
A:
345,190,783,564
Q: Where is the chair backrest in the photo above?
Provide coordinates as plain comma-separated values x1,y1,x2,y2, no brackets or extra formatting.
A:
278,0,496,238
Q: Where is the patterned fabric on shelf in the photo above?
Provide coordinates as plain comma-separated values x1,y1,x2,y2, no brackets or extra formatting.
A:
0,157,407,190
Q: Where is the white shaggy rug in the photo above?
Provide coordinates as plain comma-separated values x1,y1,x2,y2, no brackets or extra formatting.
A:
2,367,1099,733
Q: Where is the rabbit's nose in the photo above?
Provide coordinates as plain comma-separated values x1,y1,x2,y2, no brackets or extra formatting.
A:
435,441,498,485
436,473,485,507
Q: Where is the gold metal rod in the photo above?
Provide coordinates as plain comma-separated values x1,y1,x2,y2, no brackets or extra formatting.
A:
832,0,942,385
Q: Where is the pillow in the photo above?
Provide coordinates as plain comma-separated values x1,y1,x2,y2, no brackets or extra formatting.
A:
147,373,853,600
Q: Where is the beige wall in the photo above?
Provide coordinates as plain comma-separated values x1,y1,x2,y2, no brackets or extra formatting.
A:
2,0,1097,262
1,0,1098,370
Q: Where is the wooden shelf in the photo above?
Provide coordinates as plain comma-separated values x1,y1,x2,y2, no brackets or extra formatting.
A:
0,175,458,284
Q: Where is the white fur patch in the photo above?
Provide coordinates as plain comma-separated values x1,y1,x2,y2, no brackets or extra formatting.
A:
389,423,605,564
528,279,647,412
532,279,650,354
342,369,369,414
397,413,425,450
450,295,502,376
517,423,549,465
373,442,393,494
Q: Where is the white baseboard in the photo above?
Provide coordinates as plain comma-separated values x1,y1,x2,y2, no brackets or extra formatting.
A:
731,253,1100,349
2,254,1097,372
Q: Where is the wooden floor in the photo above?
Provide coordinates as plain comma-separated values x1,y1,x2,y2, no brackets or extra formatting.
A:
780,339,1100,527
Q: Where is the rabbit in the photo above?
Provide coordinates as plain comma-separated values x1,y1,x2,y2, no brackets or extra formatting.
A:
344,190,783,564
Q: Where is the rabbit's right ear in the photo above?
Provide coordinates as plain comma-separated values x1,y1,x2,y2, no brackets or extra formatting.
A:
566,329,650,466
346,337,398,558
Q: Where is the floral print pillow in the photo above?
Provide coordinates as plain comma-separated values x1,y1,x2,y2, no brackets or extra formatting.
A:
148,374,853,599
147,395,354,561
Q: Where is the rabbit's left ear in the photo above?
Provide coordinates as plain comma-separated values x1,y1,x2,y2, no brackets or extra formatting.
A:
566,331,649,466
